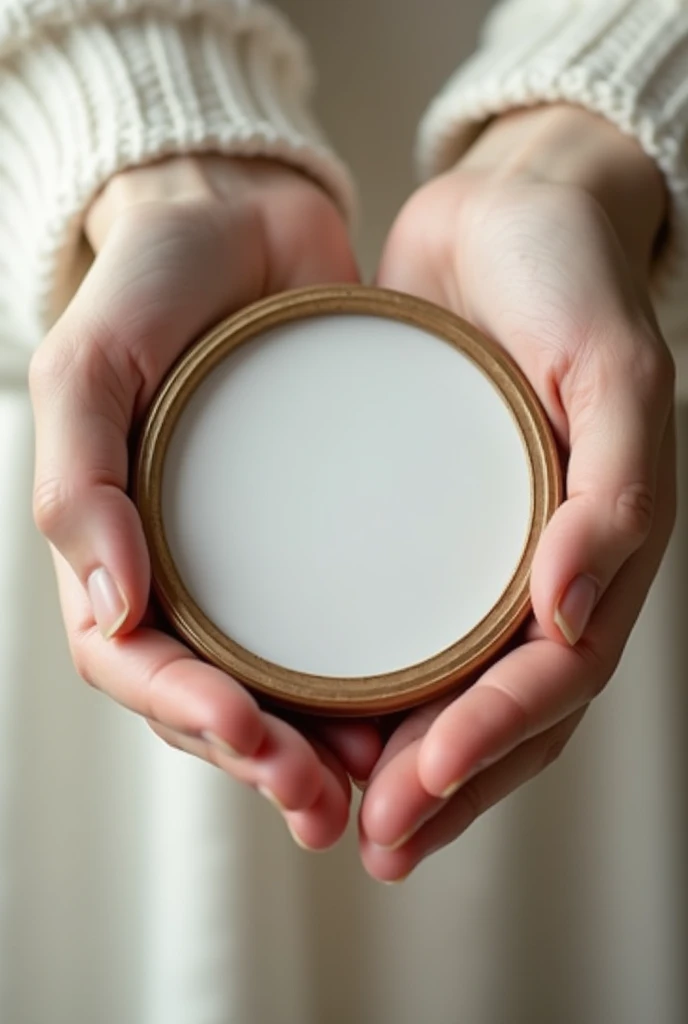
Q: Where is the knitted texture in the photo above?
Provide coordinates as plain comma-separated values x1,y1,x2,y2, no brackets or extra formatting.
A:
2,0,688,352
0,0,355,349
416,0,688,339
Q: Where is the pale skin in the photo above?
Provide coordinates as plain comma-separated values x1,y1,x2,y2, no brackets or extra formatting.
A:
29,105,677,878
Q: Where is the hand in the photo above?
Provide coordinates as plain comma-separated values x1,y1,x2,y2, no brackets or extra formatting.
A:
358,106,677,881
30,155,382,850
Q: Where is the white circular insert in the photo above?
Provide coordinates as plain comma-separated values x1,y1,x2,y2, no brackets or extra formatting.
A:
161,313,533,678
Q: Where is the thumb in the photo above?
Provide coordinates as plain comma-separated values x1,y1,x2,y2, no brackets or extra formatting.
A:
29,205,264,638
531,324,675,649
30,308,149,637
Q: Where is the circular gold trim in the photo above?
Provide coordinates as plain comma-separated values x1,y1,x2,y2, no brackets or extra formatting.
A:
134,286,563,715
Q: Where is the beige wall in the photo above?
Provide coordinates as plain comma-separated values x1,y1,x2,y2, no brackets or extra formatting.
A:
280,0,486,272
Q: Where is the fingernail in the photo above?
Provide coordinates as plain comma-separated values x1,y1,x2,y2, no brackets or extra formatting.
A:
288,824,321,853
258,784,285,812
381,827,417,851
441,778,464,800
202,731,244,759
87,567,129,639
441,759,491,800
555,574,598,646
381,873,411,886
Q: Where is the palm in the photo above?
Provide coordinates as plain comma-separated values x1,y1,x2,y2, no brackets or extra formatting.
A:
357,171,675,881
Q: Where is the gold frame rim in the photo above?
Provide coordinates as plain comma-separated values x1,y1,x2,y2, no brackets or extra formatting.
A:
133,285,563,715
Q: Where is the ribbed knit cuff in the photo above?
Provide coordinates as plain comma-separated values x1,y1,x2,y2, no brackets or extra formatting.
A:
417,0,688,341
0,3,355,345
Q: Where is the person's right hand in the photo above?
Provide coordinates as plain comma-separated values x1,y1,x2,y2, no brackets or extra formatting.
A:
29,155,381,850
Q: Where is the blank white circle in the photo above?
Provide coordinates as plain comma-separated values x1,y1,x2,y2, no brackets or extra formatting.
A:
162,314,532,678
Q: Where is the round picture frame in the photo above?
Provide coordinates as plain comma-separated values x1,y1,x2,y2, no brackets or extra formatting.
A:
133,285,563,715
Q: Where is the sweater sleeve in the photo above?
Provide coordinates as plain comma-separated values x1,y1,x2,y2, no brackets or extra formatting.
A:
0,0,355,350
416,0,688,344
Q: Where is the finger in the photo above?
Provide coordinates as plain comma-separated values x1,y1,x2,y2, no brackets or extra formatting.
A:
55,546,261,747
360,710,586,883
150,724,352,847
363,638,580,840
59,524,352,817
304,718,385,784
30,205,263,638
358,738,445,850
146,714,327,813
356,695,467,845
30,314,151,636
362,696,456,785
58,548,332,809
283,739,352,851
417,424,675,800
532,324,674,646
216,712,328,812
149,720,335,818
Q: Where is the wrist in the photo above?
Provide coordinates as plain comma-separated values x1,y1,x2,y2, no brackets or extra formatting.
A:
456,105,667,267
85,155,330,251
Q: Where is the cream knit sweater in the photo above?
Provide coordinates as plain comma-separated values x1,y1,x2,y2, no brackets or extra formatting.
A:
1,0,687,366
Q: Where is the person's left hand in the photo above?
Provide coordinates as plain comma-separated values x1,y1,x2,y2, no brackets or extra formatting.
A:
358,106,677,882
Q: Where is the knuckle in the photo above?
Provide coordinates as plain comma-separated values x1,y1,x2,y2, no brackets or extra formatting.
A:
605,327,675,414
614,482,655,542
635,340,675,403
567,328,674,420
29,332,72,398
32,476,71,537
482,681,531,749
139,657,183,729
32,318,132,424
